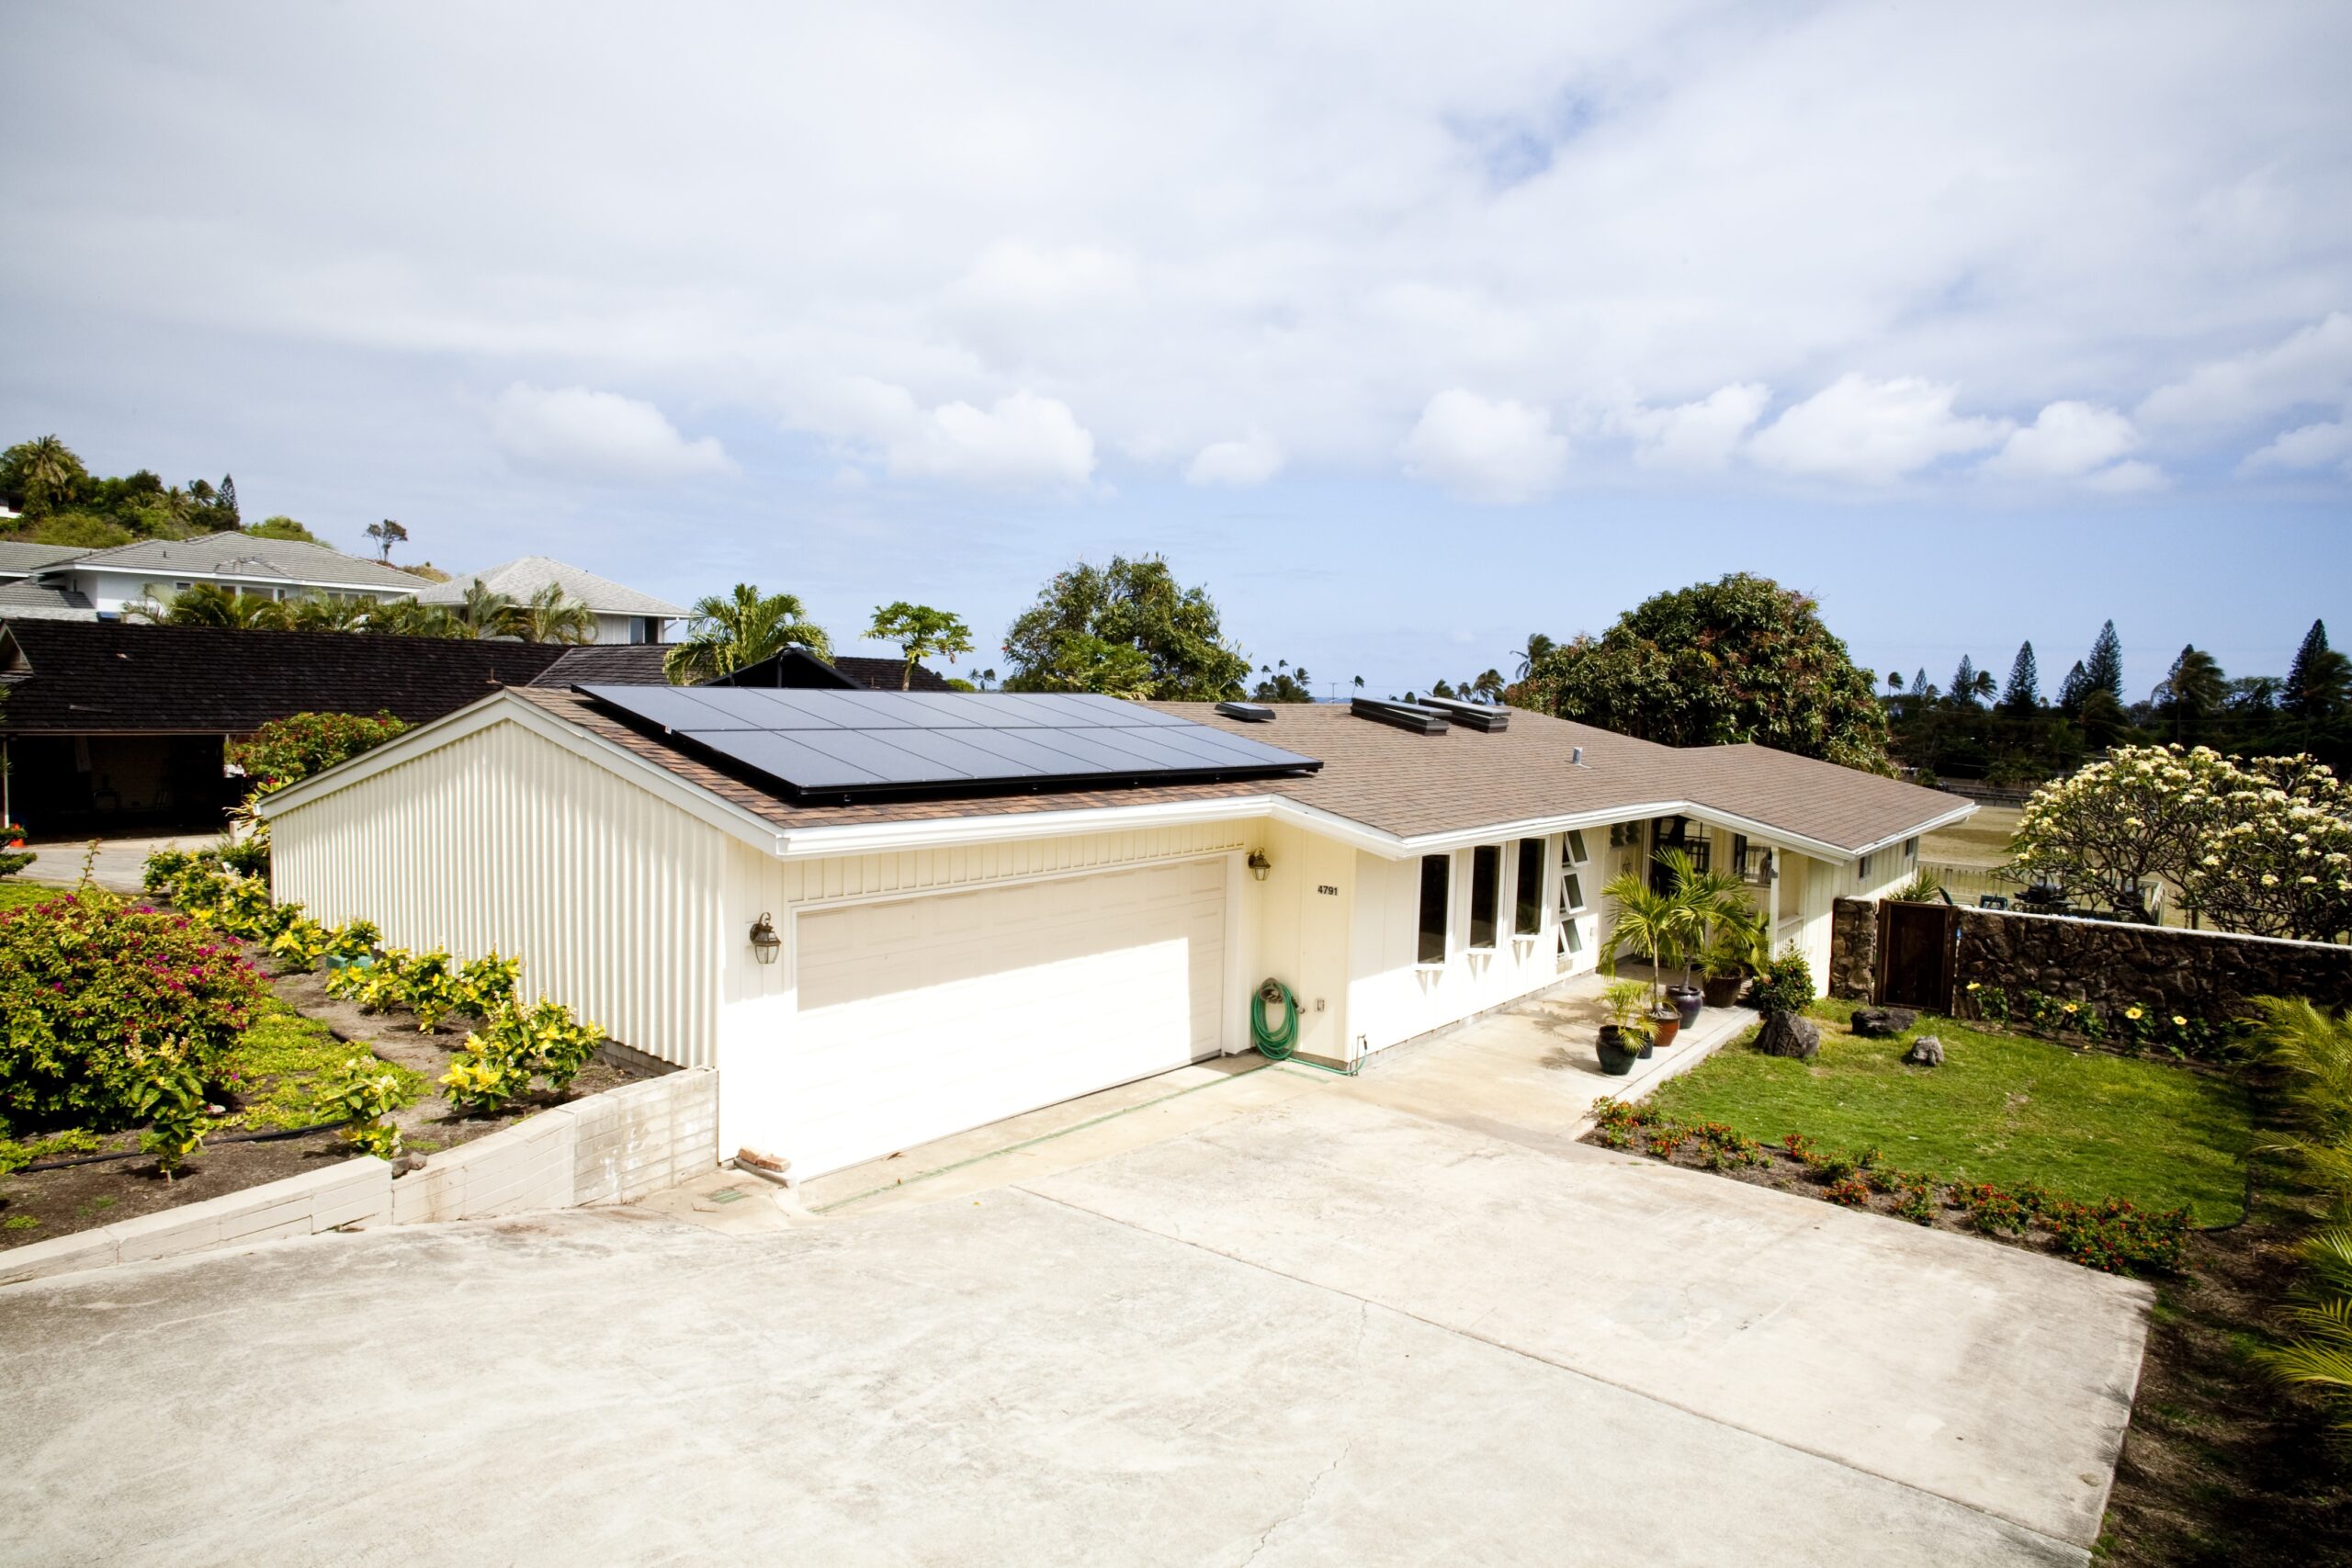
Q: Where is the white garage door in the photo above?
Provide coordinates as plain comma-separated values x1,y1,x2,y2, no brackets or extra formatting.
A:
780,857,1227,1178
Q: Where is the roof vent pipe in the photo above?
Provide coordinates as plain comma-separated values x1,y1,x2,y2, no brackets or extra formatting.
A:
1571,746,1585,766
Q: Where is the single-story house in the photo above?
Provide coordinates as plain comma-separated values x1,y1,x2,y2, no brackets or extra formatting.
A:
5,532,431,619
262,686,1970,1179
417,556,686,646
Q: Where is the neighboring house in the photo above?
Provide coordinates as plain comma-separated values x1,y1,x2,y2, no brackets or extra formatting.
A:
418,556,684,645
528,644,955,692
0,621,575,833
262,689,1969,1179
6,531,430,619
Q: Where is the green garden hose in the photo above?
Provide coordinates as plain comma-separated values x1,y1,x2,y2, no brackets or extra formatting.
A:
1252,977,1300,1060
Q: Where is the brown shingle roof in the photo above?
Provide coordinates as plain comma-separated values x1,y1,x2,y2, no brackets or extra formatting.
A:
507,687,1962,852
1158,702,1964,852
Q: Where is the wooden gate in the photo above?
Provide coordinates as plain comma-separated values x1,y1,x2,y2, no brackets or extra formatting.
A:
1876,900,1958,1012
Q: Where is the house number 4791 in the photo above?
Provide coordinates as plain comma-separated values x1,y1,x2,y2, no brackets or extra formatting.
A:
1317,884,1340,897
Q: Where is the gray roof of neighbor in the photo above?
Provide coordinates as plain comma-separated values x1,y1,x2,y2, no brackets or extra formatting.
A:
418,556,685,617
503,688,1963,852
0,542,94,576
62,532,429,592
0,581,97,621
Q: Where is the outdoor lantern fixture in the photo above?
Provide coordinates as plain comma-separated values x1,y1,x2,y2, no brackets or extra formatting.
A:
749,912,782,965
1247,849,1272,882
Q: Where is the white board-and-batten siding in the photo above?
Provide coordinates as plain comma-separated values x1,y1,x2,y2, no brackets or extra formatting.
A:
270,711,1251,1082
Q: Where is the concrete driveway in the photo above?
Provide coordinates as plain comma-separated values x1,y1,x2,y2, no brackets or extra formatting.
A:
0,1057,2146,1566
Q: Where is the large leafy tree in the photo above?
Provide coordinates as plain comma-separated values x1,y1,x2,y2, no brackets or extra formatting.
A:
1002,556,1250,701
2007,744,2236,922
2179,754,2352,942
664,583,831,683
866,602,974,690
1520,572,1892,773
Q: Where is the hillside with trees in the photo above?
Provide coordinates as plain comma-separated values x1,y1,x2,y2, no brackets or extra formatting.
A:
0,434,320,548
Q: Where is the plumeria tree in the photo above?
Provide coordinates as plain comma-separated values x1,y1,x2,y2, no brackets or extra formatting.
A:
2179,755,2352,942
2007,744,2238,922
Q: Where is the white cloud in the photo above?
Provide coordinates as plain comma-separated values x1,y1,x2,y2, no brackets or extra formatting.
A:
836,382,1096,491
2139,312,2352,433
1400,389,1566,503
2084,459,2168,493
1614,383,1770,470
1980,400,2140,480
1747,373,2007,484
2239,419,2352,477
486,384,731,480
1185,429,1284,487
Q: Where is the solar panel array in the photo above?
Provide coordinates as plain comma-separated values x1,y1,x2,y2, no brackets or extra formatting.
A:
576,685,1322,800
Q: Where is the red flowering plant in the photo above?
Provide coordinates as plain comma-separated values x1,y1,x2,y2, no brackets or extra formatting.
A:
0,888,265,1130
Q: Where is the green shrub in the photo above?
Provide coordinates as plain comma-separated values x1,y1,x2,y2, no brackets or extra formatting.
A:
1750,950,1815,1016
227,711,408,793
439,998,606,1114
0,850,32,881
327,1055,409,1160
2044,1197,2189,1275
458,953,523,1016
0,890,264,1130
215,836,271,878
400,950,468,1032
133,1063,210,1178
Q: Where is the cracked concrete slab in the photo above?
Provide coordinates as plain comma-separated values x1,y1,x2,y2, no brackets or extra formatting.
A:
5,1192,2083,1566
1024,1093,2150,1551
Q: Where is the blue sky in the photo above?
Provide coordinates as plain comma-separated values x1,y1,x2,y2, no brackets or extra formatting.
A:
5,2,2348,702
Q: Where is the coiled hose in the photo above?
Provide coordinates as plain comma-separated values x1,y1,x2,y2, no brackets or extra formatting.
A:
1251,978,1299,1060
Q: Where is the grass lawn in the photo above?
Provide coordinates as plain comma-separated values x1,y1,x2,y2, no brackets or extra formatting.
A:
231,994,425,1130
0,880,75,913
1648,999,2254,1224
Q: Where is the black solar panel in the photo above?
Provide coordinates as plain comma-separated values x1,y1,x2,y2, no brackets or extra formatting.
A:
576,685,1322,800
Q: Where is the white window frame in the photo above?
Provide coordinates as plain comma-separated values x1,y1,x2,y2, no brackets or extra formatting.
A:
1556,830,1591,964
1415,852,1451,969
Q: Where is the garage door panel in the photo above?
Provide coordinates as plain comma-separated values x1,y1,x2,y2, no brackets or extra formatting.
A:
777,861,1227,1176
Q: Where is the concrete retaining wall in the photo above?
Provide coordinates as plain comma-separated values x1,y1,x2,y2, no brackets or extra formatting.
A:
3,1068,718,1288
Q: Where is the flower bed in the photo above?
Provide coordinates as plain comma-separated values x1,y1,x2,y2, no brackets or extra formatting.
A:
1960,980,2252,1060
1590,1097,2191,1276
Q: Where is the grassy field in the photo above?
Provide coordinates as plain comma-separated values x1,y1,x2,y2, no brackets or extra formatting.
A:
0,880,75,913
1921,802,2021,868
1648,1000,2254,1223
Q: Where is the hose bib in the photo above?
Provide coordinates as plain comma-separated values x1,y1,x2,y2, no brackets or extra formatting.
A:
1251,977,1300,1061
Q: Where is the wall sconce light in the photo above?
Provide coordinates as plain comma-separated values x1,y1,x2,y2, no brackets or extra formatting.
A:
1246,850,1272,882
749,911,782,965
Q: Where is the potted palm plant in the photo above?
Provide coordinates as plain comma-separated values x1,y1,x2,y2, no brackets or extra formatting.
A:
1655,848,1748,1027
1601,870,1685,1049
1700,900,1767,1009
1596,978,1649,1075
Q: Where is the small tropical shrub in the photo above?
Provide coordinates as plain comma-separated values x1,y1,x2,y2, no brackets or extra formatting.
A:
2248,997,2352,1432
0,890,263,1130
1894,1179,1939,1225
327,1055,410,1160
133,1063,210,1178
0,850,32,881
458,953,524,1015
440,998,607,1114
1955,1182,2030,1235
1749,950,1815,1016
1822,1174,1872,1207
398,950,468,1032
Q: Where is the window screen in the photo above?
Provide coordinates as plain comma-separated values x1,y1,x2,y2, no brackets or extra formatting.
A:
1513,838,1544,935
1468,845,1500,948
1418,854,1451,964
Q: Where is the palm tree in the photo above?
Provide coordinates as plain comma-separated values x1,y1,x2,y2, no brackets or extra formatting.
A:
1515,633,1555,681
1600,872,1683,1015
499,583,596,645
283,595,371,633
1654,847,1746,992
452,581,515,639
360,598,462,637
129,582,288,629
665,583,831,683
7,434,88,516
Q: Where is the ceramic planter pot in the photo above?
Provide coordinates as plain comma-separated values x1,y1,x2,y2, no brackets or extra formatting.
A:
1702,974,1747,1009
1668,987,1704,1028
1595,1027,1642,1076
1646,1010,1680,1050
